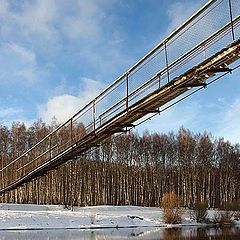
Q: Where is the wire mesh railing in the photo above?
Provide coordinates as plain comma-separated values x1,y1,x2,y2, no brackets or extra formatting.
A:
0,0,239,191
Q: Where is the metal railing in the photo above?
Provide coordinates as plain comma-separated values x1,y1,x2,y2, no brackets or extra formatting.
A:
0,0,239,192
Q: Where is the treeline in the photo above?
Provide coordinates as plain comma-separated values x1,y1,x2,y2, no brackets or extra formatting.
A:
0,120,240,209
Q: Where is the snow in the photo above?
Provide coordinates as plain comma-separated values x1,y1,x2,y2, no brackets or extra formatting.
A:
0,203,239,230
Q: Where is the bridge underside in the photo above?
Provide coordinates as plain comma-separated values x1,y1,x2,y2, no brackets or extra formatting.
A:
1,39,239,194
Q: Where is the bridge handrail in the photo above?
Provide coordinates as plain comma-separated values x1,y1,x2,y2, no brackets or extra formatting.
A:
98,15,240,120
92,0,218,101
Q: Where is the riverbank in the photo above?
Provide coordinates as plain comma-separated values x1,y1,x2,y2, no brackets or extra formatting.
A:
0,204,239,230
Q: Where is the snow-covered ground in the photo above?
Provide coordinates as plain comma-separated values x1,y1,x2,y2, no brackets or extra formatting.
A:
0,203,239,230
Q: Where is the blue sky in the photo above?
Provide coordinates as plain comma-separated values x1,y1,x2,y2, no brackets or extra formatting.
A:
0,0,239,143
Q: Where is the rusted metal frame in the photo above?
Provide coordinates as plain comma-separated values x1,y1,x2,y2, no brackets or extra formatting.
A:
0,0,221,174
157,64,240,124
228,0,235,41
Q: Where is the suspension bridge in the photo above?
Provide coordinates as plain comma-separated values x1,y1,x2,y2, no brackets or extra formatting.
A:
0,0,240,194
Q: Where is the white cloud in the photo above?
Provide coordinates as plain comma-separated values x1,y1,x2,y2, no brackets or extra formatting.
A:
0,0,126,78
0,0,58,42
8,43,36,64
61,1,105,40
0,43,39,84
0,0,131,130
0,0,115,45
39,78,105,123
39,94,82,123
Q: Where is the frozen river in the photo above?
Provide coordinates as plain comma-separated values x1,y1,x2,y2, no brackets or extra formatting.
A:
0,226,240,240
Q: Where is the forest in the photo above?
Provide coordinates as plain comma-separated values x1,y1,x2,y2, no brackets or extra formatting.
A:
0,119,239,209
